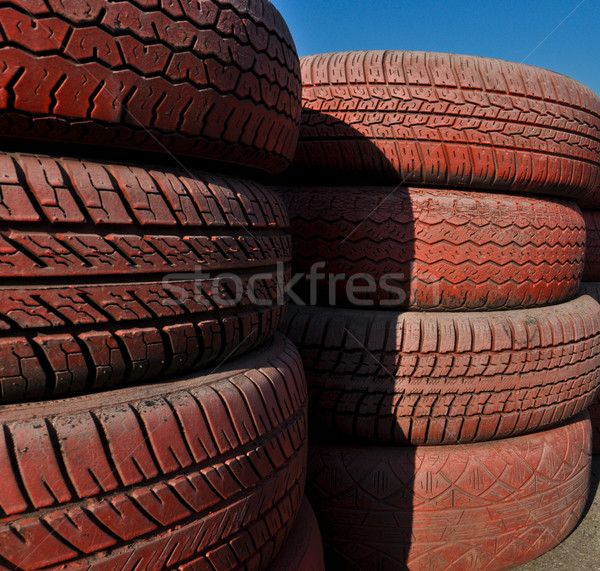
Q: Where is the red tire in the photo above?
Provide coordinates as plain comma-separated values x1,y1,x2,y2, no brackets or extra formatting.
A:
0,334,307,570
293,51,600,200
0,152,290,403
583,210,600,280
268,498,325,571
0,1,301,174
282,296,600,446
307,413,592,571
278,186,585,310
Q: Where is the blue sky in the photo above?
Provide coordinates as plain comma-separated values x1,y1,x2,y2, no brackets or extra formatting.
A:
276,0,600,96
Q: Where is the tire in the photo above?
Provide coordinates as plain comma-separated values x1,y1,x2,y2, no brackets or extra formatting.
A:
0,333,307,570
307,413,592,571
293,51,600,199
282,296,600,446
583,210,600,280
277,186,585,310
0,151,291,403
0,1,301,174
268,498,325,571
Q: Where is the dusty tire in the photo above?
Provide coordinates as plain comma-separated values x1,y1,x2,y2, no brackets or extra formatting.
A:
282,296,600,445
268,498,325,571
583,211,600,280
0,1,301,174
0,152,291,403
307,413,592,571
293,51,600,199
0,333,307,570
277,186,585,310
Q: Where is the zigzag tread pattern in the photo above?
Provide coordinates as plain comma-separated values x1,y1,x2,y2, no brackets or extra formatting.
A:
282,297,600,445
0,334,308,571
293,51,600,197
307,414,591,570
0,0,302,173
0,151,291,403
277,186,585,310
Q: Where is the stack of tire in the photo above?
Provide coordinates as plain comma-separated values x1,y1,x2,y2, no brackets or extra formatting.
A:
276,51,600,570
0,2,324,570
579,209,600,454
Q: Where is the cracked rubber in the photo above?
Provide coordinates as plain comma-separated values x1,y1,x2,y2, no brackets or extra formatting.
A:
0,333,308,571
292,51,600,200
578,282,600,454
307,413,592,571
282,296,600,446
0,0,301,174
583,210,600,281
268,498,325,571
277,186,585,310
0,151,291,403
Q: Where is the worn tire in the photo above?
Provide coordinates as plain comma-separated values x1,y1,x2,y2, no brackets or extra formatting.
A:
0,1,301,174
282,296,600,446
0,333,307,570
583,210,600,280
268,498,325,571
307,413,592,571
0,152,291,403
278,186,585,310
293,51,600,199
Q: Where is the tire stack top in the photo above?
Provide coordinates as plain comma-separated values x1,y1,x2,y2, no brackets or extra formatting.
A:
0,0,301,174
0,2,326,570
276,50,600,570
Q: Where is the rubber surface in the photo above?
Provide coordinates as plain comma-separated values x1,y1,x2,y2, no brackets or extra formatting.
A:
278,186,585,310
0,152,291,403
583,210,600,281
268,498,325,571
307,413,592,571
293,51,600,199
282,296,600,446
577,282,600,454
0,1,301,174
0,333,307,570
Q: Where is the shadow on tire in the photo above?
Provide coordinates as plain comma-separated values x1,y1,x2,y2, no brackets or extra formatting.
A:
276,113,419,569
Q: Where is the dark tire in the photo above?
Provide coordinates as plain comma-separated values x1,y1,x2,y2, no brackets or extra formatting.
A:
277,186,585,310
592,394,600,455
307,413,592,571
583,210,600,280
0,1,301,174
0,151,291,403
578,282,600,454
268,498,325,571
0,334,307,570
293,51,600,199
282,296,600,446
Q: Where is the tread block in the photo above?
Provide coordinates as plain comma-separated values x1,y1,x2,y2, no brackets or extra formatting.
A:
0,335,307,569
0,1,301,174
283,297,600,446
294,50,600,199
